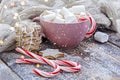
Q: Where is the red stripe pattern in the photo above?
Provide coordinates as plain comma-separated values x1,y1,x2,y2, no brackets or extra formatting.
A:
16,48,60,77
16,47,81,77
78,13,96,37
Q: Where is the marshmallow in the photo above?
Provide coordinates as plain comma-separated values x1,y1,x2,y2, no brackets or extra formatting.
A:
41,6,87,23
60,7,73,17
53,16,65,23
44,10,56,15
65,15,77,23
60,7,77,23
54,9,61,14
56,13,63,19
80,12,87,16
42,13,56,22
69,5,86,14
94,32,109,43
75,12,88,19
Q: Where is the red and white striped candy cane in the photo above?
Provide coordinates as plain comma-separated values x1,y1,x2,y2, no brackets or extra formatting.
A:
16,59,45,64
54,60,81,72
78,12,96,38
16,48,60,77
16,47,81,73
33,61,60,77
16,58,81,72
86,13,96,37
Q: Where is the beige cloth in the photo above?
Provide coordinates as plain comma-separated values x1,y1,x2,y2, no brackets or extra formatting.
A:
0,0,111,26
0,24,16,52
98,0,120,33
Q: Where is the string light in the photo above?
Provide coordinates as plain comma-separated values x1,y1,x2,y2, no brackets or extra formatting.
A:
20,1,25,6
36,64,40,68
0,40,3,45
44,0,48,2
15,22,19,27
21,55,25,59
10,27,15,31
13,12,19,19
14,13,19,17
13,16,17,19
3,5,7,9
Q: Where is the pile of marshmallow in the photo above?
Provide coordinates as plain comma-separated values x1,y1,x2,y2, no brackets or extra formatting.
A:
41,5,87,23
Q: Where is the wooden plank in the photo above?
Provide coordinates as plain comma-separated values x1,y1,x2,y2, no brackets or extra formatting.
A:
80,40,120,75
108,33,120,48
0,59,22,80
1,52,118,80
1,46,120,80
1,36,120,80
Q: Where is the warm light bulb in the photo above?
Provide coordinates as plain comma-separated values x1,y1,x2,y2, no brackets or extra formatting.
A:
44,0,48,2
36,64,40,68
10,27,15,31
13,16,17,19
14,12,19,17
15,22,19,26
20,1,25,6
0,40,3,45
3,5,7,9
21,55,25,58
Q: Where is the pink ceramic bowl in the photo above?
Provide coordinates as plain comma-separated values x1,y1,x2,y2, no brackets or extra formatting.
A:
33,16,90,48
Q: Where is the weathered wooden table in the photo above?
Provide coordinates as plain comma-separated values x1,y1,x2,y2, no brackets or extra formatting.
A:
0,32,120,80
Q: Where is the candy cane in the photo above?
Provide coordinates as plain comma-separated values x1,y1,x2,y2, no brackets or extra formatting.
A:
33,61,60,77
16,48,60,77
86,13,96,36
16,47,81,72
55,60,81,72
16,58,81,72
78,13,96,37
16,59,45,64
16,47,55,67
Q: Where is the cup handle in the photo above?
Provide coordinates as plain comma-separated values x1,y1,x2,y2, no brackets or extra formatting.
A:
32,17,40,22
78,13,96,38
86,15,96,38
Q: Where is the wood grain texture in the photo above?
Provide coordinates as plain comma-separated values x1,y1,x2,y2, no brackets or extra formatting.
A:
0,59,22,80
109,33,120,48
0,33,120,80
